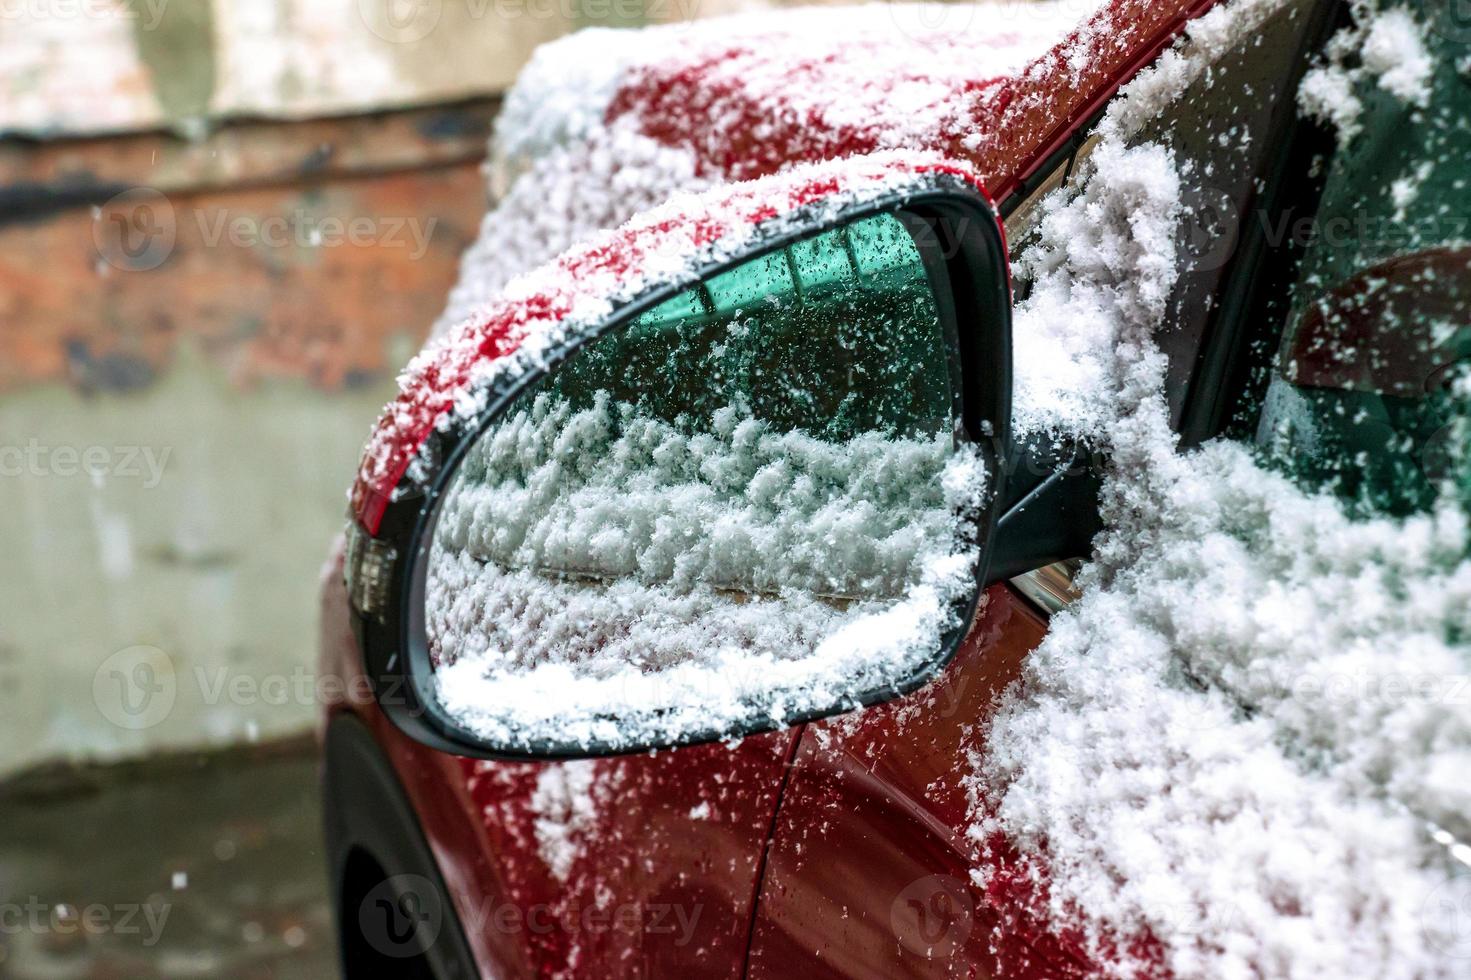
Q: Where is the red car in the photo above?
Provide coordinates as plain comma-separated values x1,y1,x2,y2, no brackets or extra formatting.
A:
320,1,1471,976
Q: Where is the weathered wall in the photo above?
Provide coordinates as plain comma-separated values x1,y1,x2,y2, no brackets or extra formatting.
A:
0,0,809,137
0,102,495,774
2,0,642,135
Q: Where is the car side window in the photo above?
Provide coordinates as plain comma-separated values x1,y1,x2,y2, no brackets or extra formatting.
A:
1132,0,1324,422
1252,4,1471,516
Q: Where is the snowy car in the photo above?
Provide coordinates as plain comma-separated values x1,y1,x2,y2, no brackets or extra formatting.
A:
320,1,1471,976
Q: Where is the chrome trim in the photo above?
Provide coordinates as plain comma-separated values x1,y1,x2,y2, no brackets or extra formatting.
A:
1010,558,1084,615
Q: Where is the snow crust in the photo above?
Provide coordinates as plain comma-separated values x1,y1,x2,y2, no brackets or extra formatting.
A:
492,27,674,178
1009,139,1183,440
1090,0,1295,144
430,394,987,749
967,5,1471,973
436,119,710,339
1359,7,1435,105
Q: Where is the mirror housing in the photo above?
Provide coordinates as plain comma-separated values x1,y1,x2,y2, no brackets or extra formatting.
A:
347,160,1012,759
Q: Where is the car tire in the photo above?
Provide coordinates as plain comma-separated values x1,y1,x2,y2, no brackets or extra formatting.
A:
323,713,481,980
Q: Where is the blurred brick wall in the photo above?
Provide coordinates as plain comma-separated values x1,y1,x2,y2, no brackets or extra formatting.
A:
0,102,497,773
1,103,497,392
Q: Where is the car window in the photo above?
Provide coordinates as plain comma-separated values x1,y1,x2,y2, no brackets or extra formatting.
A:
1133,0,1323,423
1255,5,1471,516
1006,0,1321,408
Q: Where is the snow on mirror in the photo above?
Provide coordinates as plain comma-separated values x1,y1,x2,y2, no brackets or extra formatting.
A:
424,214,988,751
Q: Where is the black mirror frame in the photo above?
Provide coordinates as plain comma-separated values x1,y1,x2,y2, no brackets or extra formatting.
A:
352,175,1013,760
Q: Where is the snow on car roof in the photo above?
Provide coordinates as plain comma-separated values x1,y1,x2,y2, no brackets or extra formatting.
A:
497,2,1097,181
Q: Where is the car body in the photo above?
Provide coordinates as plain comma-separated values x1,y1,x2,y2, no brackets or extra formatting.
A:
319,1,1469,977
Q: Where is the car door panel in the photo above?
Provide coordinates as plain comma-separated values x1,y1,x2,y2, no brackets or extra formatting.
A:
746,585,1106,978
367,710,801,977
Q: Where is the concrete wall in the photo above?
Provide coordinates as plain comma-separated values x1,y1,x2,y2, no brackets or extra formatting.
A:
0,101,494,775
0,354,394,765
1,0,817,136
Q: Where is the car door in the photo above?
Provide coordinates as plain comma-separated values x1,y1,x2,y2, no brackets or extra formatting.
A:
444,730,804,977
745,2,1334,975
747,582,1091,978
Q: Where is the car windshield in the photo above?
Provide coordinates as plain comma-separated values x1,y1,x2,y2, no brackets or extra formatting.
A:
1256,6,1471,516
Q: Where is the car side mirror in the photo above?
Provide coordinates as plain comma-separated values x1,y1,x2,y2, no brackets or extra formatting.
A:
349,172,1011,758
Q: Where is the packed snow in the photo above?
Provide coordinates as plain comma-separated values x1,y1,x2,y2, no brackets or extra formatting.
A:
971,152,1471,969
1299,3,1434,143
430,394,988,749
1008,138,1182,440
529,760,601,883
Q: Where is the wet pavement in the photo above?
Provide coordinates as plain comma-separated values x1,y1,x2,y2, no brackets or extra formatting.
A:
0,739,337,979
